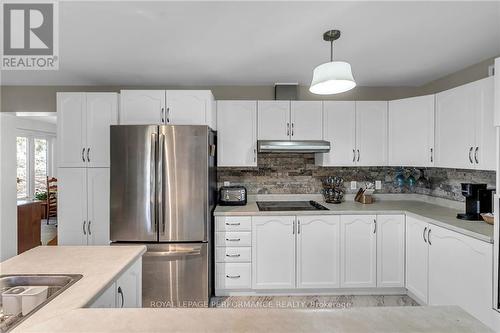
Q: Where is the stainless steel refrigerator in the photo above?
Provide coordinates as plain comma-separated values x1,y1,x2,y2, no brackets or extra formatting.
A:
110,125,216,307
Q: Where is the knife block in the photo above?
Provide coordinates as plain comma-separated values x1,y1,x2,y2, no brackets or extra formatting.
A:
359,194,374,204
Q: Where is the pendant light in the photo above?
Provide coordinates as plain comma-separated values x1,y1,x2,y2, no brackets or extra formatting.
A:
309,30,356,95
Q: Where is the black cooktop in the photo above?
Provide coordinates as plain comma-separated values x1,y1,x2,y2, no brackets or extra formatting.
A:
256,200,329,211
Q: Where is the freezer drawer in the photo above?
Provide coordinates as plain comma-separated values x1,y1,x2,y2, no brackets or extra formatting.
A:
143,243,209,308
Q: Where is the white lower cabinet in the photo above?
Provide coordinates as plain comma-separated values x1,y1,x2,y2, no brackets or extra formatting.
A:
376,215,405,288
252,216,296,289
340,215,377,288
89,257,142,308
428,224,493,328
296,215,340,289
405,216,429,303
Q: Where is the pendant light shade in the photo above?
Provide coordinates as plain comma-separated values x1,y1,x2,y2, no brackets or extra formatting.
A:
309,30,356,95
310,61,356,95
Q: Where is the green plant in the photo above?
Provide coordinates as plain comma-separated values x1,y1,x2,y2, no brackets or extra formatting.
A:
34,191,47,201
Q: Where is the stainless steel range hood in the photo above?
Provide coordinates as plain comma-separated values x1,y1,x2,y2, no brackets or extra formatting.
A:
257,140,331,153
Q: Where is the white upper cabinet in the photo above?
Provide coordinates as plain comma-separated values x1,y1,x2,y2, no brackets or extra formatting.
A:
376,215,405,288
405,215,429,304
290,101,323,140
436,77,495,170
316,101,356,166
495,57,500,126
340,215,377,288
388,95,435,167
217,101,257,167
165,90,216,128
257,101,290,140
296,215,340,289
58,93,86,168
86,93,119,167
120,90,165,125
252,216,296,289
58,92,118,168
120,90,215,128
355,101,388,166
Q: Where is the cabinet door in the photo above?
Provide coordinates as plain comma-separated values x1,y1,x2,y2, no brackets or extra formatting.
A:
57,93,86,167
317,101,356,166
340,215,377,288
87,168,110,246
405,215,428,304
296,215,340,289
89,282,116,308
252,216,295,289
355,101,388,166
257,101,290,140
120,90,165,125
388,95,434,167
376,215,405,288
217,101,257,167
57,168,87,245
166,90,211,126
86,93,118,167
428,225,493,327
435,84,476,169
116,258,142,308
473,77,495,170
495,58,500,126
290,101,323,140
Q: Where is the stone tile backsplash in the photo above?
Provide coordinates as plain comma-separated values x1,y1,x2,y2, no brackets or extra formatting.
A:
217,153,496,202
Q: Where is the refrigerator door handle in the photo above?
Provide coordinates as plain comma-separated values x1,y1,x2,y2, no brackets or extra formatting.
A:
143,250,201,258
158,133,165,235
150,133,157,233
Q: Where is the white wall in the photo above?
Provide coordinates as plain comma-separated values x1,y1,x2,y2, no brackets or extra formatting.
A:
0,114,18,261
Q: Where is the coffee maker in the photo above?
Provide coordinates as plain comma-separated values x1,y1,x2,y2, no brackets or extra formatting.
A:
457,183,494,220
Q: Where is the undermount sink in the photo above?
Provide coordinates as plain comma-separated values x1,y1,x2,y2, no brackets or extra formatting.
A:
0,274,82,332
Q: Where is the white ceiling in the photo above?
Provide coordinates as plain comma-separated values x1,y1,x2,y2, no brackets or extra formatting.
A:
3,1,500,87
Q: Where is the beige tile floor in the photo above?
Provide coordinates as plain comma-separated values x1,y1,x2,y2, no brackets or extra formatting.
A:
210,295,419,309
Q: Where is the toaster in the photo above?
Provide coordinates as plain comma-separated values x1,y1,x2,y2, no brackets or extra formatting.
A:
219,186,247,206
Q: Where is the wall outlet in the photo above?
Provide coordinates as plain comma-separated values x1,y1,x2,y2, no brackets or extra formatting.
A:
375,180,382,190
223,181,230,186
350,181,357,190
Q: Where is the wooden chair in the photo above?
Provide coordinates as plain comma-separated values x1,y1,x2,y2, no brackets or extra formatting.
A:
46,177,58,225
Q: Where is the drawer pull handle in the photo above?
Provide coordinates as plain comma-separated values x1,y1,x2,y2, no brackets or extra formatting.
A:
226,254,241,257
226,238,240,242
226,275,240,279
225,222,241,226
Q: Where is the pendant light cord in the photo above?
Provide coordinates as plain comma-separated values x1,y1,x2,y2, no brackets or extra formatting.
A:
330,40,334,62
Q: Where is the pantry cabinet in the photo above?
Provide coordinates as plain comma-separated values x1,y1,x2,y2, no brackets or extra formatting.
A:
495,57,500,126
388,95,435,167
435,77,495,170
252,216,296,289
428,224,493,328
120,90,215,128
296,215,341,289
340,215,377,288
317,101,387,167
217,100,257,167
376,215,405,288
89,257,142,308
57,92,118,168
405,215,429,304
58,168,110,246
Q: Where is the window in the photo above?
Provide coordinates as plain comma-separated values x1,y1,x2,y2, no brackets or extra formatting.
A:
16,132,55,199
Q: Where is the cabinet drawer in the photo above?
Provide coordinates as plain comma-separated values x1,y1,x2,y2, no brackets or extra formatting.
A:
216,247,251,263
216,263,251,289
215,216,251,232
216,232,251,247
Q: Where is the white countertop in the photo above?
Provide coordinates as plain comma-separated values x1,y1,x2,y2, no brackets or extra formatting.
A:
1,247,495,333
214,200,494,243
0,246,146,332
